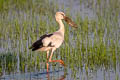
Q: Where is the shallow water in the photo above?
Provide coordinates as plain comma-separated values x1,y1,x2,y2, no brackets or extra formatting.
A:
0,0,120,80
1,66,120,80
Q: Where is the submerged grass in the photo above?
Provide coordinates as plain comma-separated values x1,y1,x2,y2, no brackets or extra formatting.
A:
0,0,120,79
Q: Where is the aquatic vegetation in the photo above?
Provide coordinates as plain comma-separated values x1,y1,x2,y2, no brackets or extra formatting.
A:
0,0,120,79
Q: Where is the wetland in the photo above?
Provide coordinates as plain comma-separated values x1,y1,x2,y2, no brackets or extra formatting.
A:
0,0,120,80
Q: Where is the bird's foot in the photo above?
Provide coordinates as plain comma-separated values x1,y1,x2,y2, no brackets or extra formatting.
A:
49,60,65,67
59,60,65,67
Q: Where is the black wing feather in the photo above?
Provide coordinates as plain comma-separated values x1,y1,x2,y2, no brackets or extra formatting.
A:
29,33,53,51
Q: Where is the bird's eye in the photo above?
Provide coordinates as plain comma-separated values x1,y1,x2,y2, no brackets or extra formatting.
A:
61,13,64,16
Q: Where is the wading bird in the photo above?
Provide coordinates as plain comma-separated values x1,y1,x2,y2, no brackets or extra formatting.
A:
29,12,77,72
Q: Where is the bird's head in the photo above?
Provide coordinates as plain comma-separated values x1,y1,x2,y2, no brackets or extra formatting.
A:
55,11,77,28
55,12,65,20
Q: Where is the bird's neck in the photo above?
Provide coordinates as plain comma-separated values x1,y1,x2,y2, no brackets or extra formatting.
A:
56,19,65,36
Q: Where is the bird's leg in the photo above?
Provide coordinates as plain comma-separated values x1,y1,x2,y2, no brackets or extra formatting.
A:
48,48,55,62
49,48,65,66
47,51,49,61
46,51,49,72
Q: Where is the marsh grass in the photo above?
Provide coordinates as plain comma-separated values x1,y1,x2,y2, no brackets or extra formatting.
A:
0,0,120,79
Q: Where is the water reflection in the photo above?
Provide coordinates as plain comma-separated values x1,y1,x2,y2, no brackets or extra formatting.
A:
0,69,66,80
0,0,120,79
46,71,66,80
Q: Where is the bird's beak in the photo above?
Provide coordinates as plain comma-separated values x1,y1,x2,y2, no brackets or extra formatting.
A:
64,16,77,28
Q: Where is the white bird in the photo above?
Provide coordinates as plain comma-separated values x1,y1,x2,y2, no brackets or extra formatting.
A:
29,12,77,72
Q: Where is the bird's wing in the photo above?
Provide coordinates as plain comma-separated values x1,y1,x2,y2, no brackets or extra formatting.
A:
29,33,53,51
45,32,64,48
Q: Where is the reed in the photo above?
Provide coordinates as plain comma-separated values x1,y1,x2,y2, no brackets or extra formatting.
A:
0,0,120,79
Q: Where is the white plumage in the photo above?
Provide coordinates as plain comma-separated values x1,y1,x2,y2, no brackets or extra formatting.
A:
29,11,77,72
